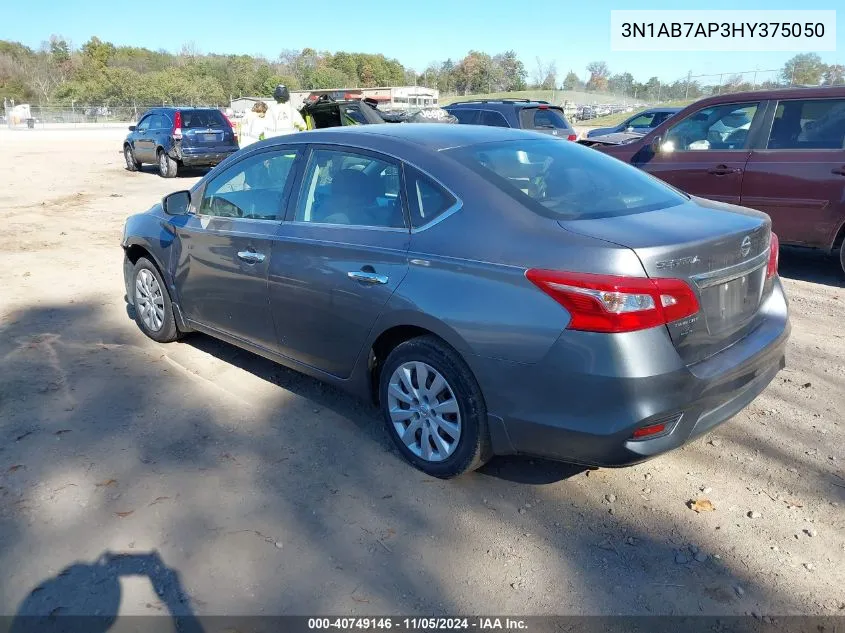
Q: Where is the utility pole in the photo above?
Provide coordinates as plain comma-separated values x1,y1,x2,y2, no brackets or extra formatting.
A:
685,70,691,99
657,81,662,103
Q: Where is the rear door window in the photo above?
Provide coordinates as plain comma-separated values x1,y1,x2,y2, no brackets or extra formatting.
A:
451,109,479,124
766,99,845,149
405,168,458,228
182,110,227,129
479,110,510,127
521,107,571,131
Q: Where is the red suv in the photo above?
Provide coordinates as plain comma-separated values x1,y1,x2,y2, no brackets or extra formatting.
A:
591,88,845,275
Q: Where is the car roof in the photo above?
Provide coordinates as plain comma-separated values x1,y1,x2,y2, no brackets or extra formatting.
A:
260,123,534,151
446,100,555,110
688,86,845,108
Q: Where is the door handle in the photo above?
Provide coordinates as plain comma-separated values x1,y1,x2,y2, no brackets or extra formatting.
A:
347,271,389,285
707,165,740,176
831,167,845,177
237,250,265,264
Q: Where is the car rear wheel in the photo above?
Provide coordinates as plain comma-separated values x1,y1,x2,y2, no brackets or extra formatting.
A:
839,239,845,278
157,150,178,178
131,257,181,343
379,336,490,478
124,145,141,171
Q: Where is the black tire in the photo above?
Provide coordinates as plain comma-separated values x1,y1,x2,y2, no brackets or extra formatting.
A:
124,145,141,171
131,257,181,343
839,240,845,279
157,149,178,178
378,335,490,478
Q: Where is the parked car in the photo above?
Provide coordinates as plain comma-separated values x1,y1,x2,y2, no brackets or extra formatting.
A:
444,100,577,140
585,87,845,275
587,107,682,138
123,107,239,178
122,124,789,478
300,95,457,129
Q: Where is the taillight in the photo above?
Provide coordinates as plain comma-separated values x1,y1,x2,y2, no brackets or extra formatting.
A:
766,232,779,279
525,270,700,334
223,113,238,143
171,110,182,140
567,133,578,141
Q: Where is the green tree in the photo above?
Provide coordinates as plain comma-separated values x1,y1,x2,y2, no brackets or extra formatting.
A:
781,53,827,85
562,71,581,91
822,64,845,86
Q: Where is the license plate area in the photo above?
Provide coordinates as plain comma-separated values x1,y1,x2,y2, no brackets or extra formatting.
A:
202,133,219,142
698,267,765,335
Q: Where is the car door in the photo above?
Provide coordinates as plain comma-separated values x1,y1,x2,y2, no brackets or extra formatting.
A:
172,147,301,351
269,145,410,378
635,101,764,205
741,97,845,248
132,115,155,162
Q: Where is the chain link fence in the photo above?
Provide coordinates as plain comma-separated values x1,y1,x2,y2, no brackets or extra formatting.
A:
2,102,224,130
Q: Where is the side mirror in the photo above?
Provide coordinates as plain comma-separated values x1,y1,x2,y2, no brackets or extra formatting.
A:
128,125,136,132
650,135,663,153
162,190,191,216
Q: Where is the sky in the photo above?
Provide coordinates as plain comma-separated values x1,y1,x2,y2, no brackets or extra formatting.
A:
1,0,842,83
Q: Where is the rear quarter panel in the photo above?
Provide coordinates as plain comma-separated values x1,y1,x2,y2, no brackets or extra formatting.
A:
380,155,649,365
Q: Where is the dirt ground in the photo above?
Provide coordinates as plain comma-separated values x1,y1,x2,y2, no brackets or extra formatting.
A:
0,129,843,619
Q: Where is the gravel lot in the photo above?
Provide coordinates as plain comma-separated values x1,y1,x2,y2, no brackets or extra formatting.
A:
0,129,843,618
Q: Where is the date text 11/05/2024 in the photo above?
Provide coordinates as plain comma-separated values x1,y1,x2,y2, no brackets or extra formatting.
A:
308,618,528,630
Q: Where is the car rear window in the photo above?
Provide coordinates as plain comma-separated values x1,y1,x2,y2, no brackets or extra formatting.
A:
447,139,686,220
181,110,227,129
520,107,571,131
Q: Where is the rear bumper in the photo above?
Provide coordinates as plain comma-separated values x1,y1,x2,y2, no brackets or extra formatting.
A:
472,278,790,467
170,145,238,166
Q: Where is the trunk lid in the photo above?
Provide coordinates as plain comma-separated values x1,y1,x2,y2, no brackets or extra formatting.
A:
558,196,772,364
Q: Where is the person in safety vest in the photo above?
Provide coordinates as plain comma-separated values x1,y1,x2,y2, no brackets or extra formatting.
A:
239,101,268,147
263,85,306,138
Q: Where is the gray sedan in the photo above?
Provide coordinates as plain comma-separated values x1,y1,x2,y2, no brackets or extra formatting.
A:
122,124,789,478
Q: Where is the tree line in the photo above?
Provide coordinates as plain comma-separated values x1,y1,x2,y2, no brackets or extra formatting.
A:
1,35,843,108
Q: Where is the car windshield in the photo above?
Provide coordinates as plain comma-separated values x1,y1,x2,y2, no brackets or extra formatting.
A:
447,139,687,220
181,110,227,128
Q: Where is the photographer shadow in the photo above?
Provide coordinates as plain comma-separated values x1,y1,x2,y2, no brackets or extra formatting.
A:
10,551,204,633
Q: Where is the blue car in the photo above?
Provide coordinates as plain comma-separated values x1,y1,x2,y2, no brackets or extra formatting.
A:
123,107,239,178
586,107,683,139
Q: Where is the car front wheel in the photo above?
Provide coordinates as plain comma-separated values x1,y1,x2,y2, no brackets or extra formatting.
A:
379,336,490,478
124,145,141,171
131,257,181,343
157,150,178,178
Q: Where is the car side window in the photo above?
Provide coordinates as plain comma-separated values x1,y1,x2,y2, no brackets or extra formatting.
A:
651,111,674,127
452,109,479,125
136,116,152,131
148,115,164,130
199,149,298,220
626,113,655,128
664,102,760,151
480,110,509,127
405,168,457,229
295,148,405,229
767,99,845,150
